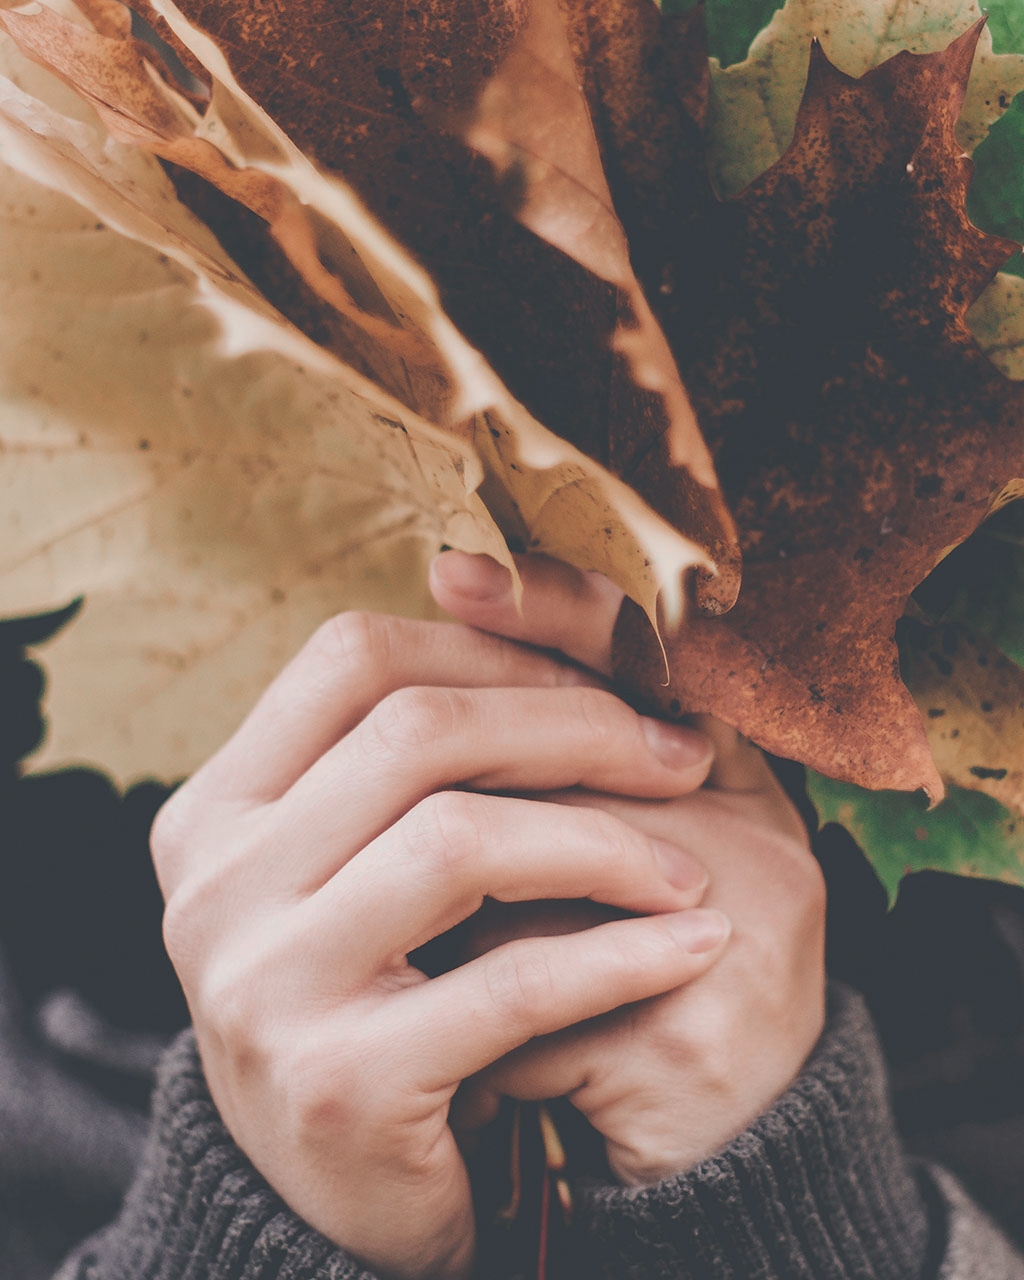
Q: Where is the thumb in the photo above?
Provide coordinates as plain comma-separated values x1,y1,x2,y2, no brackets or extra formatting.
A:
432,551,779,798
430,551,622,677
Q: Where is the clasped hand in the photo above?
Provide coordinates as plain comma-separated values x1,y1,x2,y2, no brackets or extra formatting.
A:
151,553,825,1279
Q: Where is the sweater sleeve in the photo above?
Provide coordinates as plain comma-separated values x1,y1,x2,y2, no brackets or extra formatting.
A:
575,984,1024,1279
55,985,1024,1280
53,1031,382,1280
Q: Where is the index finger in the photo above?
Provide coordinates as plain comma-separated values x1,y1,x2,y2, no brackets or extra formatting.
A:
185,613,601,807
431,551,767,793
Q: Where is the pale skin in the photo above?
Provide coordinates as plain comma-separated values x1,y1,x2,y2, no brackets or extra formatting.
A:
151,551,826,1280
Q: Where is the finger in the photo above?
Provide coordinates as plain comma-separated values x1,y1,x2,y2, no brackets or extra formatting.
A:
430,554,773,796
392,908,730,1088
184,614,598,806
298,792,708,974
690,714,776,793
430,551,622,677
452,1023,596,1131
546,787,810,881
271,685,714,883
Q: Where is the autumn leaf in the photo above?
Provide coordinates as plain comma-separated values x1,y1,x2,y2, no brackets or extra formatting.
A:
806,772,1024,905
147,0,740,615
453,0,740,615
808,496,1024,896
706,0,1024,200
613,22,1024,799
899,617,1024,815
0,0,722,779
0,151,462,779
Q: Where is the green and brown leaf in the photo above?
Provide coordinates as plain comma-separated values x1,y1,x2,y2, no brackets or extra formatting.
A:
615,22,1023,800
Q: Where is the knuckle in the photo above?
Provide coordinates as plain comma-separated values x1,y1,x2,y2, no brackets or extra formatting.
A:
416,790,489,880
610,925,678,976
149,789,196,879
193,953,262,1053
160,888,200,975
369,685,466,758
566,688,634,759
689,1017,736,1090
774,835,827,920
284,1029,384,1142
577,806,641,870
288,1047,354,1134
485,943,558,1025
312,610,395,683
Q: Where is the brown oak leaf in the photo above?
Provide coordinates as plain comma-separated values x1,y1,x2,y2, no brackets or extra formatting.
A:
614,21,1023,798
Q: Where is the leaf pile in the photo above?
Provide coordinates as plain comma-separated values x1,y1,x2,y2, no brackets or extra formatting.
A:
3,0,1024,896
0,0,733,777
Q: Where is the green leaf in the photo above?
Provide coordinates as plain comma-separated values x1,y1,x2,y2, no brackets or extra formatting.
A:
806,772,1024,904
660,0,784,67
984,0,1024,56
968,92,1024,277
711,0,786,66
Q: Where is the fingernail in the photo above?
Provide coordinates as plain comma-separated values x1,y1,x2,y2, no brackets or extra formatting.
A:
431,551,511,601
665,909,730,953
653,840,708,893
641,717,711,770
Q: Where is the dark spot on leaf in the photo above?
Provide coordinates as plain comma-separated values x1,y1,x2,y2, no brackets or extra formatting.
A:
970,766,1008,780
927,707,945,717
375,67,415,118
137,439,150,451
981,700,994,712
669,698,681,715
854,546,874,563
914,474,942,498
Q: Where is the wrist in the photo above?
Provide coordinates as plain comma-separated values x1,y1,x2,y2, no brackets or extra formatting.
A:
578,985,931,1278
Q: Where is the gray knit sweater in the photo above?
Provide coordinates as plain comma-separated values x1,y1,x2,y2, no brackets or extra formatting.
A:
51,985,1024,1280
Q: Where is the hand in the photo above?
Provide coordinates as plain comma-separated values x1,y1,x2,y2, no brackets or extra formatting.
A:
150,611,731,1277
431,551,827,1186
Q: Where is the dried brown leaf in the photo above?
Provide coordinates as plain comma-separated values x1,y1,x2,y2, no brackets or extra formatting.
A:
154,0,739,610
615,23,1024,798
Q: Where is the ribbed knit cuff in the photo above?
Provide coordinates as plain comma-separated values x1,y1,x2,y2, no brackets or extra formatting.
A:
577,983,931,1279
57,1031,379,1280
